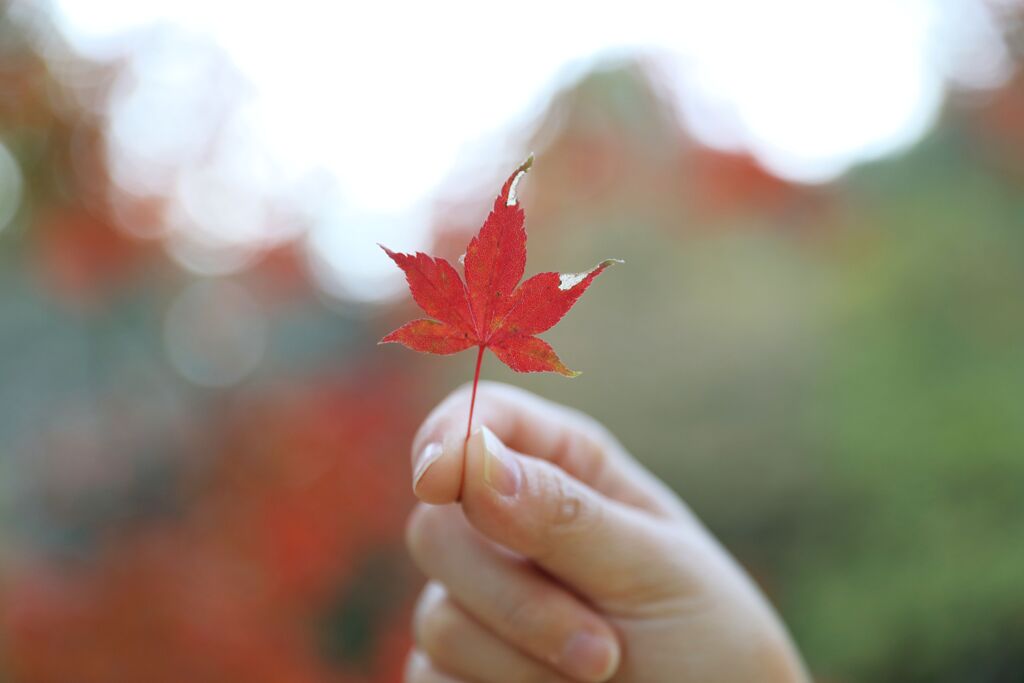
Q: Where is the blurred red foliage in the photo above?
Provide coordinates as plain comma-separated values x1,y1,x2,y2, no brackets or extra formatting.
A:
970,72,1024,182
33,205,157,308
2,374,420,683
1,16,423,681
685,148,816,219
0,43,48,126
432,64,827,253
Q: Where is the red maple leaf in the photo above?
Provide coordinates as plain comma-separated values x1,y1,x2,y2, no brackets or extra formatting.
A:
380,156,620,438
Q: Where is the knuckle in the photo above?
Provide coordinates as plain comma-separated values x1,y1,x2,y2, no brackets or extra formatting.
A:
569,407,622,459
556,427,609,484
544,406,620,484
498,585,552,636
494,586,579,674
545,474,585,528
535,467,601,541
576,409,617,445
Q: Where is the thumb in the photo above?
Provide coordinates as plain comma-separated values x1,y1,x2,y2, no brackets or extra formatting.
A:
460,426,704,610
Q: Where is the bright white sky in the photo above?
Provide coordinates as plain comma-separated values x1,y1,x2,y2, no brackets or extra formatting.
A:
39,0,1016,302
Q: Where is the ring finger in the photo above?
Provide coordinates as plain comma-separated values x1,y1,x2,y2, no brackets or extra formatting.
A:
413,582,575,682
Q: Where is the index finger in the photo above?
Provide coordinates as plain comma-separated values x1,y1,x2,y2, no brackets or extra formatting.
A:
410,382,686,519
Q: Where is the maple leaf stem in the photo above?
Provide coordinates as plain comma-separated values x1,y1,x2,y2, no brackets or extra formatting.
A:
466,344,486,442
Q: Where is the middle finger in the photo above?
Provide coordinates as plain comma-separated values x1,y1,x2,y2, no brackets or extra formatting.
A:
406,503,620,682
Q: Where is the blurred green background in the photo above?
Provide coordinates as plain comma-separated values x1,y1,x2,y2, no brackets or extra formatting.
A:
2,2,1023,682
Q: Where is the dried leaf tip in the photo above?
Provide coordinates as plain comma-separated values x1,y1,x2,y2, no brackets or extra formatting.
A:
505,154,534,207
557,258,624,291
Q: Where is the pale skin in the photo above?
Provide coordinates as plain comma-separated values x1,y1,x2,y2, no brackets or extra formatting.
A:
404,382,811,683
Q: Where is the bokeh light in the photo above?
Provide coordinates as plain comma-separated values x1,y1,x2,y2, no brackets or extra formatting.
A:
19,0,1014,303
0,138,23,233
163,279,267,387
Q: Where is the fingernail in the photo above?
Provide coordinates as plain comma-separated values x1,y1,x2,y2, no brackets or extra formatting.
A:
477,426,520,497
412,442,443,492
562,631,619,682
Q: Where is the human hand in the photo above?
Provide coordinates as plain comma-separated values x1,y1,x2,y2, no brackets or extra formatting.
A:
403,382,810,683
